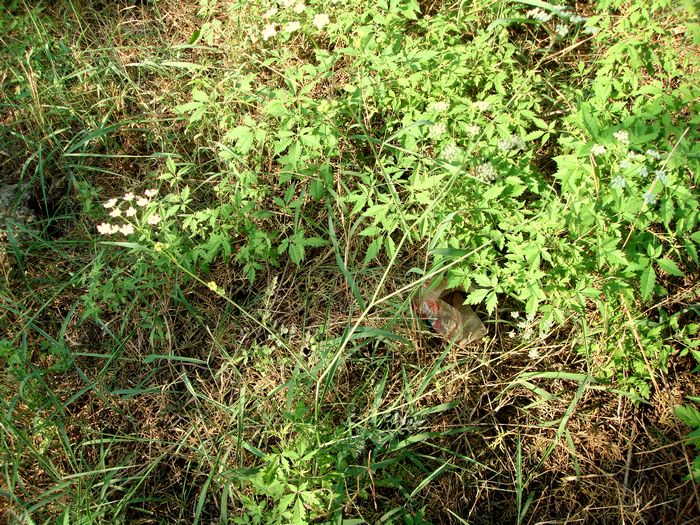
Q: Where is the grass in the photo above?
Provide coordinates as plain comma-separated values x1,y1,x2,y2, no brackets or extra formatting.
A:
2,0,700,524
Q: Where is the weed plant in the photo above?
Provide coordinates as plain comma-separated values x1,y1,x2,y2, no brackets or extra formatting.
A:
1,0,699,523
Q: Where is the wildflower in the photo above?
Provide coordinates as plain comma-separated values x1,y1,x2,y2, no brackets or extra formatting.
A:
465,124,480,136
284,21,301,33
109,208,122,218
280,0,294,7
626,151,640,160
293,2,306,14
583,25,598,35
207,281,218,292
619,160,632,170
613,130,630,144
263,7,278,18
555,24,569,37
643,191,657,205
123,192,135,201
147,214,161,225
313,13,330,30
125,207,137,217
611,175,627,189
639,165,649,177
654,170,667,185
262,23,277,40
541,318,554,331
473,100,491,112
429,101,450,113
526,8,552,22
144,188,158,198
441,143,459,161
476,162,497,183
428,122,446,139
119,224,135,235
103,198,118,209
498,135,525,153
528,348,540,359
508,330,517,338
153,242,164,252
97,222,113,235
646,149,661,159
511,311,520,319
136,196,149,207
569,14,588,24
523,327,535,340
591,144,606,156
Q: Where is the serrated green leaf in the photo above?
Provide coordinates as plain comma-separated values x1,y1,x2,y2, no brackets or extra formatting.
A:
640,265,656,301
485,291,498,313
656,258,684,277
466,288,489,304
482,185,505,201
675,404,700,428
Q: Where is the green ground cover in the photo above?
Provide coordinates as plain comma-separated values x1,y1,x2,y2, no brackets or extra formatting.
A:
1,0,699,523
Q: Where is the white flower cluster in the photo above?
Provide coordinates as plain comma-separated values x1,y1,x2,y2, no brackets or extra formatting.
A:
498,135,525,153
526,8,552,22
429,122,447,140
97,188,160,236
441,143,460,162
428,100,450,113
260,2,330,41
476,162,497,183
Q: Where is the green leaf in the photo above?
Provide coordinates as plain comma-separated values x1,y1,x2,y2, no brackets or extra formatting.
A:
482,185,505,201
675,404,700,428
656,258,684,277
640,265,656,301
466,288,489,304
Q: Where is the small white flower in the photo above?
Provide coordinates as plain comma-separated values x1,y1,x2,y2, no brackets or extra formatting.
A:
429,101,450,113
284,21,301,33
109,208,122,218
103,198,118,209
556,24,569,37
144,188,158,198
498,135,525,153
473,100,491,112
611,175,627,189
441,143,459,161
262,24,277,41
313,13,330,30
125,207,137,217
123,192,135,201
627,151,640,160
639,165,649,177
97,222,113,235
528,348,541,359
526,8,552,22
476,162,497,182
508,330,517,338
643,191,657,205
511,311,520,319
119,224,135,235
147,214,161,225
280,0,294,7
293,2,306,14
613,130,630,144
569,14,588,24
465,124,480,136
646,149,661,159
654,170,667,185
263,7,278,18
619,160,632,170
428,122,446,139
591,144,606,156
136,196,149,207
583,25,598,35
